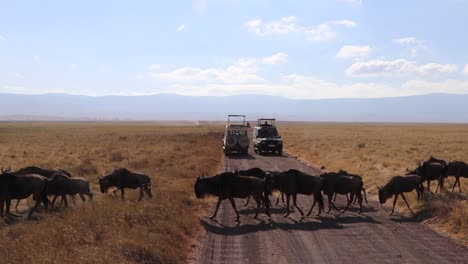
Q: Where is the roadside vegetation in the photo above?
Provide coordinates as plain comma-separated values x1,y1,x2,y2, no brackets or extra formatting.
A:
280,123,468,244
0,122,223,263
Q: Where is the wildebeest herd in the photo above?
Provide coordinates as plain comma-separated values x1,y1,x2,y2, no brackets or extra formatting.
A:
0,166,153,219
194,156,467,222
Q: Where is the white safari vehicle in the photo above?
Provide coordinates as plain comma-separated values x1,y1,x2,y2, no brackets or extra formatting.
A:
252,118,283,155
223,115,250,155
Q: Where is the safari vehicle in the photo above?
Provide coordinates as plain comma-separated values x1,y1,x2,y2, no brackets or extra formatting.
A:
223,115,250,155
253,118,283,155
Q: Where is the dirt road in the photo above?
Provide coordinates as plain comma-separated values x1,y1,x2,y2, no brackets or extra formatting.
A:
191,145,468,263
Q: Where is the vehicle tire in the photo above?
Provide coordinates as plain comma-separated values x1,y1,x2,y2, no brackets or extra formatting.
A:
226,136,237,148
278,149,283,155
238,135,250,149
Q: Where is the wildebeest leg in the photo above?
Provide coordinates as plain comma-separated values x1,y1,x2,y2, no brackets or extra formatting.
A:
357,193,363,214
144,185,153,198
121,188,125,200
390,193,399,215
15,199,21,211
427,180,431,193
210,198,222,219
62,195,68,208
138,188,144,202
51,195,59,207
228,197,240,222
28,198,42,219
0,199,4,217
292,194,304,216
362,187,368,204
112,188,119,197
332,193,338,203
244,195,251,207
327,192,333,213
451,177,457,192
400,193,414,215
306,195,317,217
253,195,261,218
284,194,291,217
71,195,76,205
79,194,86,202
340,193,354,214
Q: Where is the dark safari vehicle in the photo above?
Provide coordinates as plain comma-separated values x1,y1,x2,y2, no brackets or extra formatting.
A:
223,115,250,155
253,118,283,155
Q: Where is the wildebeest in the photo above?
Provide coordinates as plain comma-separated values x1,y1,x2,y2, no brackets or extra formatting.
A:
235,167,270,206
99,168,152,201
194,172,270,222
407,162,444,193
8,166,73,209
320,172,364,214
443,161,468,192
0,171,49,218
378,175,424,215
47,173,93,207
266,169,324,217
335,170,368,205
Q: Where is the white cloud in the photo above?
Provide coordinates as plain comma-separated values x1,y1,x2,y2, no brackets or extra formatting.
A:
463,64,468,75
331,19,357,28
341,0,362,5
262,52,288,65
336,45,371,59
346,59,457,77
177,24,185,32
192,0,207,13
402,79,468,95
33,55,40,62
394,37,426,57
246,16,357,41
147,53,287,84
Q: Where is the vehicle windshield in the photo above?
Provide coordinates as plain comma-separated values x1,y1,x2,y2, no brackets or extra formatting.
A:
258,128,279,138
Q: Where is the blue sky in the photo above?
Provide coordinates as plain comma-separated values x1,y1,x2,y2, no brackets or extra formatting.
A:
1,0,468,99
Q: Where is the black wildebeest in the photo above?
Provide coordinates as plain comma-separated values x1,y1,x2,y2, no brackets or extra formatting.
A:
266,169,324,217
407,162,444,193
47,173,94,207
99,168,152,201
378,175,424,215
320,172,364,214
235,167,270,206
443,161,468,192
335,170,368,205
194,172,270,222
7,166,72,209
0,171,49,218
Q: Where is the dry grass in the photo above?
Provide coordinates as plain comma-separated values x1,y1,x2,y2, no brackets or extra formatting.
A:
280,123,468,243
0,122,223,263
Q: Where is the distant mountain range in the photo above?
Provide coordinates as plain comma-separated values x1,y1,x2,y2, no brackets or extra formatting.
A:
0,93,467,122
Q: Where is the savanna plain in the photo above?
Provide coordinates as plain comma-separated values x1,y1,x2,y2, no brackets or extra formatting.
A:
0,122,466,264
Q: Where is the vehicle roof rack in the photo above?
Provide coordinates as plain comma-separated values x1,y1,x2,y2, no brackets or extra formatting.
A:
228,114,247,126
257,118,276,126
